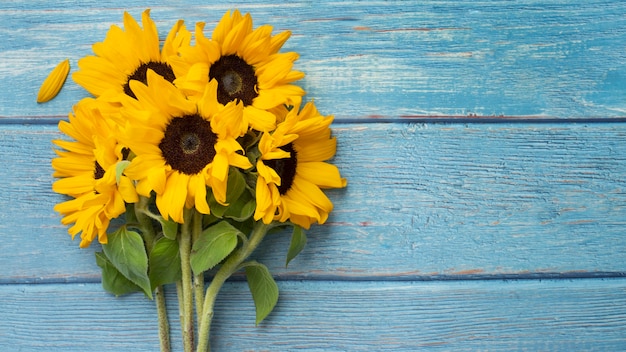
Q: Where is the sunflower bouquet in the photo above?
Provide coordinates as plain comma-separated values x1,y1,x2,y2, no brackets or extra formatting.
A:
46,9,346,352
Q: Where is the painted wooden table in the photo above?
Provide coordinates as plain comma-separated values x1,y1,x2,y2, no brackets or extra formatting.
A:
1,1,626,350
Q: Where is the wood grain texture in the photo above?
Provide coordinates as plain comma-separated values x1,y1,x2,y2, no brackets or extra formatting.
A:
2,1,626,350
1,123,625,282
1,0,626,119
2,279,626,351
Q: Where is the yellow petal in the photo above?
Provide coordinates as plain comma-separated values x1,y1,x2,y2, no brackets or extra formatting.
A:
52,174,95,196
298,179,334,212
287,213,315,230
192,177,211,215
198,79,220,117
296,162,343,188
54,196,85,215
253,85,305,109
156,172,187,223
243,106,276,132
282,192,322,224
296,139,337,162
118,176,139,203
228,152,253,170
211,152,229,183
147,165,167,195
37,59,70,103
139,9,161,61
213,10,235,43
253,181,272,222
257,161,282,185
222,13,252,55
269,30,292,54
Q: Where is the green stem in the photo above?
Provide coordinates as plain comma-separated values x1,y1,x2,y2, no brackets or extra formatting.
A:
195,221,271,352
136,196,171,352
176,281,185,344
192,211,205,328
180,208,195,352
155,285,171,352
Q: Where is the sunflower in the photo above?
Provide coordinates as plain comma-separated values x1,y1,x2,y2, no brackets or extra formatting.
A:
170,9,305,135
73,9,191,100
120,70,252,224
52,98,138,248
254,101,347,229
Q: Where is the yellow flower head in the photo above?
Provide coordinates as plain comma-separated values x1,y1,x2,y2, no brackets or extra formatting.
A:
254,101,347,229
73,9,191,100
52,98,138,248
171,10,305,135
120,70,252,223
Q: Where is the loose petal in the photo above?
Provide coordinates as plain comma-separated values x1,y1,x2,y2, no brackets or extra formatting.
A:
37,59,70,103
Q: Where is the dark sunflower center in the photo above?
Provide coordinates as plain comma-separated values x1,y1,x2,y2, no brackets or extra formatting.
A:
209,55,258,106
265,143,297,195
94,161,105,180
121,147,131,160
181,133,201,154
124,61,176,99
159,114,217,175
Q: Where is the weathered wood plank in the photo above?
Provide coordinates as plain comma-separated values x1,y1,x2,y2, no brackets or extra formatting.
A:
1,122,625,282
1,0,626,119
3,1,625,351
1,279,625,351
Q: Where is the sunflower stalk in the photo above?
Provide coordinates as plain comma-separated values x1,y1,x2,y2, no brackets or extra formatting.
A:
155,286,171,352
135,196,171,352
179,208,195,352
192,211,205,328
196,221,271,352
176,281,185,347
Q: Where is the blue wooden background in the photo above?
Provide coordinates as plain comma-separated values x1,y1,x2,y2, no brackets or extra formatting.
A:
1,1,626,350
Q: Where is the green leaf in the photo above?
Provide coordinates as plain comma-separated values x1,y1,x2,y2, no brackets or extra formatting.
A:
125,203,138,225
286,225,307,267
102,226,153,299
245,261,279,325
159,217,179,240
115,160,131,184
223,191,256,222
202,212,221,228
95,252,142,296
225,168,247,201
149,237,181,290
190,221,240,275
